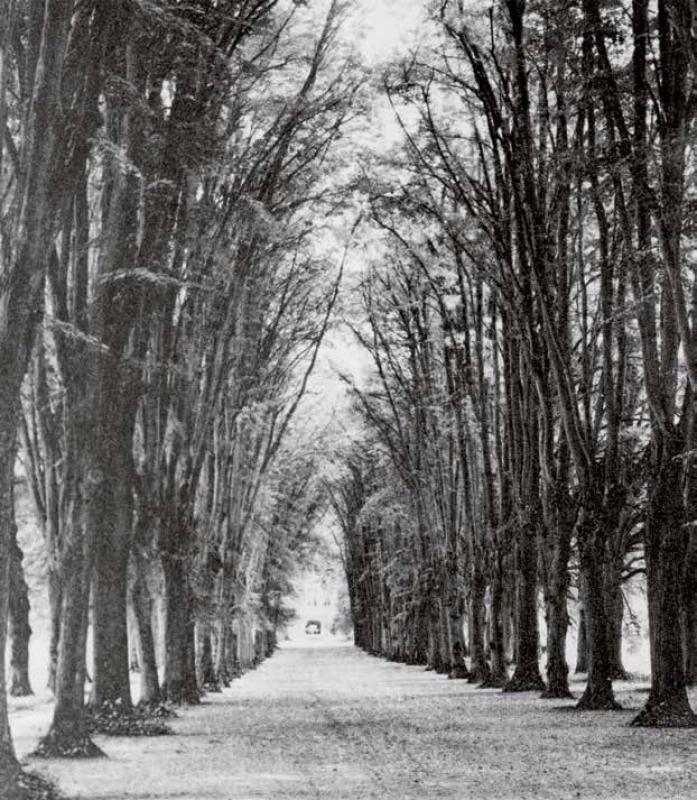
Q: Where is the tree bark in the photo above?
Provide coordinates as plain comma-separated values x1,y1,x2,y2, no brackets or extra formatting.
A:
481,553,508,687
2,0,108,771
683,541,697,685
0,434,22,793
633,435,697,726
215,618,234,686
47,570,62,693
89,456,133,710
162,528,200,704
228,631,241,678
604,562,628,680
130,550,161,705
35,485,102,757
8,520,33,696
542,522,573,698
504,520,545,692
575,583,589,673
683,586,697,685
196,621,219,691
468,558,491,684
426,597,442,671
447,609,468,679
577,530,620,710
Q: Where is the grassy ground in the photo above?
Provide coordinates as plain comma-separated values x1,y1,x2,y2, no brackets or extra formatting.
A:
9,640,697,800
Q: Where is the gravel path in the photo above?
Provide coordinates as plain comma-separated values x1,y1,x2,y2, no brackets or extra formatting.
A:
14,640,697,800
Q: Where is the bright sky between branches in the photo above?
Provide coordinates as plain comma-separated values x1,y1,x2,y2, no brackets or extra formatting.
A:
354,0,424,64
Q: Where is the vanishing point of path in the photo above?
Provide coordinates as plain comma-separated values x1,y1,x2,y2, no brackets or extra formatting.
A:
17,642,697,800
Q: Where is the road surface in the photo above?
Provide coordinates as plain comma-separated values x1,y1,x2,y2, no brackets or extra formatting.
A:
14,640,697,799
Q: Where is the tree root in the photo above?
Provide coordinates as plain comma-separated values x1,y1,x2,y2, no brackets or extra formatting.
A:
479,673,508,689
9,682,34,698
503,670,546,693
32,730,105,759
467,664,492,685
575,691,622,711
447,664,470,680
136,701,178,719
15,769,66,799
540,685,575,700
610,668,631,681
631,700,697,728
87,702,173,736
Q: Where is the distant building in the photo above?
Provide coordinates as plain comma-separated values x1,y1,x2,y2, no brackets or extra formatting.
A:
288,568,340,639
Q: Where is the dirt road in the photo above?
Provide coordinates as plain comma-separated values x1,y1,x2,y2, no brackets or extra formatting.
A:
14,641,697,799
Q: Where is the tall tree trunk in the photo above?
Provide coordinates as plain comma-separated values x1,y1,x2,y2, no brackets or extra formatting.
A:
683,588,697,686
35,488,102,757
503,566,517,665
196,621,218,691
683,542,697,685
481,553,508,687
87,17,144,712
604,564,627,680
633,435,697,726
89,454,133,710
442,542,468,677
161,513,200,704
8,520,33,696
1,0,106,773
130,550,161,705
437,588,451,672
468,557,491,684
505,520,544,692
575,582,589,673
542,523,573,698
227,630,240,678
76,570,91,693
213,551,235,685
215,617,233,687
0,0,77,779
447,595,469,679
577,528,619,710
413,590,430,665
0,434,22,793
425,577,447,673
47,570,62,693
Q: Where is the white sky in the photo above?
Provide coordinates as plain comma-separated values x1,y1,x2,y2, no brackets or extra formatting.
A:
293,1,429,433
353,0,425,64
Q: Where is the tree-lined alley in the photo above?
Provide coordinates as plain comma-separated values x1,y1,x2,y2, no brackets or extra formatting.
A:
3,1,697,799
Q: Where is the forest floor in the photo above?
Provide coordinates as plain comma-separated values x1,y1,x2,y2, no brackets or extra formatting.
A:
9,639,697,800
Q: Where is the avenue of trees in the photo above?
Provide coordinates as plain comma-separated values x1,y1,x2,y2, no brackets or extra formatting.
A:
332,0,697,730
4,1,697,798
1,1,354,797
